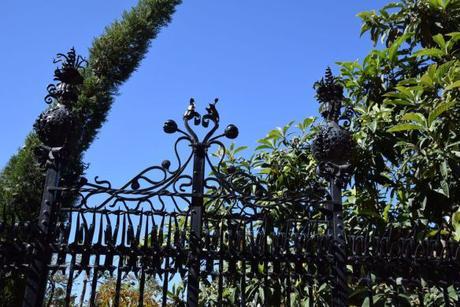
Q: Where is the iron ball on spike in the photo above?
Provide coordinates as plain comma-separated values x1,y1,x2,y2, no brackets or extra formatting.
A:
224,124,239,139
163,119,178,134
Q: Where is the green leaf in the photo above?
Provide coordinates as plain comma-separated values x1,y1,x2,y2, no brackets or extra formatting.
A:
258,263,264,274
445,80,460,91
438,180,450,197
388,32,412,62
282,120,295,136
387,123,423,133
383,203,391,222
382,2,403,10
356,11,374,22
452,210,460,241
420,73,434,88
428,100,456,126
298,117,315,130
446,32,460,51
255,144,273,151
448,285,459,301
432,33,447,51
362,297,370,307
384,98,412,106
401,112,426,126
436,60,454,80
414,48,445,58
233,146,248,154
440,160,449,177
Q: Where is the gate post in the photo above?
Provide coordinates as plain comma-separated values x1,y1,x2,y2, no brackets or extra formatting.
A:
22,48,84,306
186,141,205,307
22,148,64,307
327,177,348,307
312,68,354,307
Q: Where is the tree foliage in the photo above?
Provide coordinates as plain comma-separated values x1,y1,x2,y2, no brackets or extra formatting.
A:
0,0,181,217
341,0,460,231
199,0,460,305
0,0,181,304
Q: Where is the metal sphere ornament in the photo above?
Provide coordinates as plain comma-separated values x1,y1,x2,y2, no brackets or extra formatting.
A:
163,120,178,134
311,121,353,164
34,104,76,147
224,124,239,139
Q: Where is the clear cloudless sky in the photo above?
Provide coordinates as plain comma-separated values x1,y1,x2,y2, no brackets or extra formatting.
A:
0,0,388,186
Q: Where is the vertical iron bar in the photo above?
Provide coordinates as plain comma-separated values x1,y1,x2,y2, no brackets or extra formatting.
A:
89,213,104,307
263,215,270,307
308,283,314,307
65,254,76,307
22,156,61,307
114,257,122,307
366,271,374,307
217,220,224,306
89,256,100,307
284,220,291,307
161,217,172,307
328,180,347,307
443,285,451,307
139,267,146,307
186,143,205,307
240,223,246,307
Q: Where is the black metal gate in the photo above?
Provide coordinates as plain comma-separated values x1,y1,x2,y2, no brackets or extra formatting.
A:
22,98,345,306
1,50,460,307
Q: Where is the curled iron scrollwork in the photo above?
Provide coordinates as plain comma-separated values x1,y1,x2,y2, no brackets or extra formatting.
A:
66,99,324,217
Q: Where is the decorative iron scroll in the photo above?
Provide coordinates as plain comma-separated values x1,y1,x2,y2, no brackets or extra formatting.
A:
67,99,324,215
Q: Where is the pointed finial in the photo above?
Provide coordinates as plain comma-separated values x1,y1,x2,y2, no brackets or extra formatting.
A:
313,67,344,122
45,47,87,105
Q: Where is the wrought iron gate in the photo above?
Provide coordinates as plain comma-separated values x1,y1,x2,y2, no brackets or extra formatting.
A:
1,50,460,307
23,98,344,306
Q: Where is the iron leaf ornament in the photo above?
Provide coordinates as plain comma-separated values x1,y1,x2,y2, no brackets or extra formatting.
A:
312,68,354,187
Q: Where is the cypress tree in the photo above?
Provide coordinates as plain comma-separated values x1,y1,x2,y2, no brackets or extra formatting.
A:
0,0,181,303
0,0,181,217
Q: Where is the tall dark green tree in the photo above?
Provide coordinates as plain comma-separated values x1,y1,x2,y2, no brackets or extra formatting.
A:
0,0,181,217
0,0,181,304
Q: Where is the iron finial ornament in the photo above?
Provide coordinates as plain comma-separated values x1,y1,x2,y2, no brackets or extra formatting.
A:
168,98,238,146
314,67,343,122
312,68,354,187
44,47,87,106
34,48,86,150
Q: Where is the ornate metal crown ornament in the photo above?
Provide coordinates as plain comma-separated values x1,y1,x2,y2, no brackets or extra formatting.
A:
34,48,86,152
311,68,354,186
163,98,239,146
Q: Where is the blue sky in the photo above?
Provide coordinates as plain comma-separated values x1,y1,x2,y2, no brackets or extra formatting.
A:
1,0,388,185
